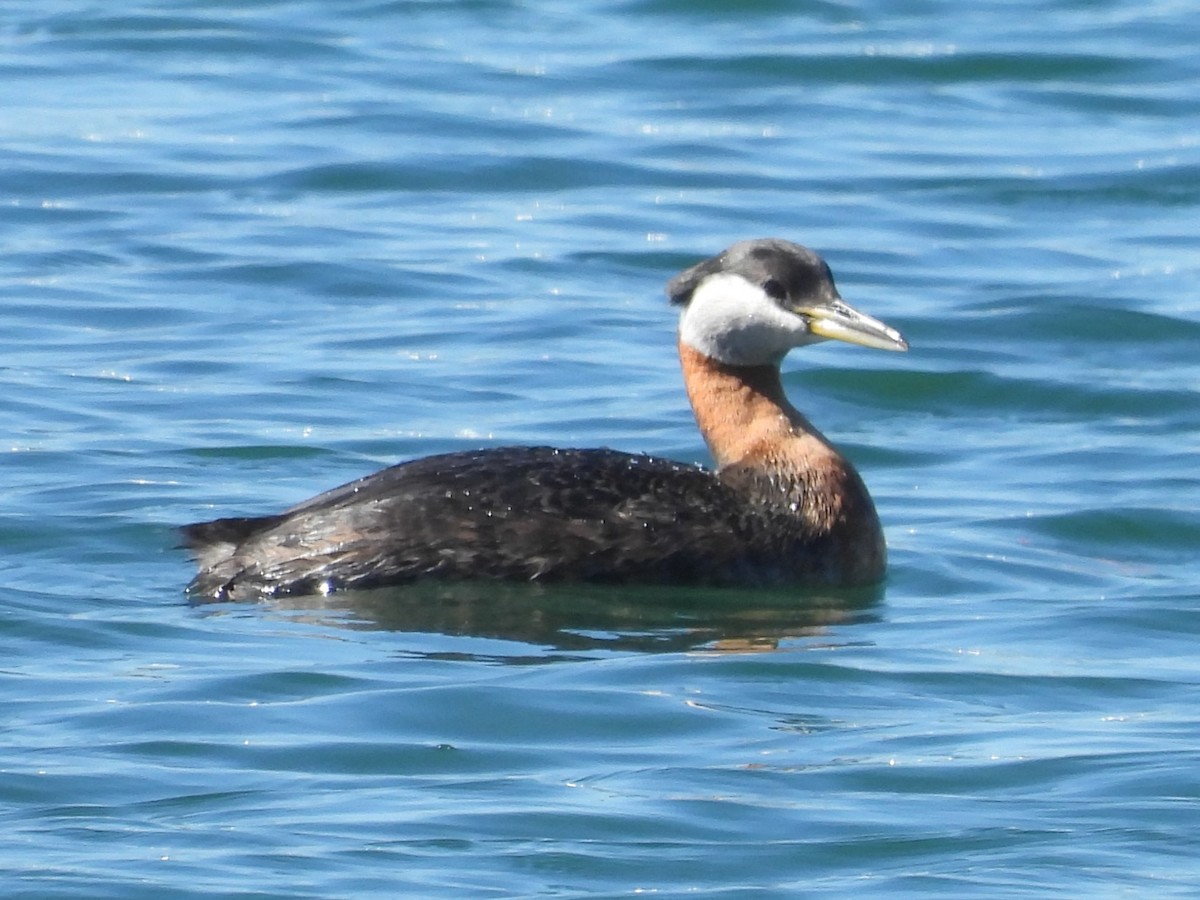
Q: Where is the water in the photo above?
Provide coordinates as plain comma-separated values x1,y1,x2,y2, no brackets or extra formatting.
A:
3,0,1199,895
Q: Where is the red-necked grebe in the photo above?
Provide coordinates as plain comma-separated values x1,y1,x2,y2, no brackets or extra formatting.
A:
182,238,907,600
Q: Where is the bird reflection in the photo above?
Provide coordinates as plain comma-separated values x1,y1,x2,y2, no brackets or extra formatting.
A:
196,581,883,656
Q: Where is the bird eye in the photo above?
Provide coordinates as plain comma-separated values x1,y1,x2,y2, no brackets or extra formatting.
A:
762,278,787,301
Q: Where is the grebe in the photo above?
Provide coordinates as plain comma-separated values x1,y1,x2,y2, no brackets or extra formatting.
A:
182,239,907,601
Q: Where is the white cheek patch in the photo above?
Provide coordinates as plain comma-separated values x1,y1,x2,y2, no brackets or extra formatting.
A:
677,273,823,366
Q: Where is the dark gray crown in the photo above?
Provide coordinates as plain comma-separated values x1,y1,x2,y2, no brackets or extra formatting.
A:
667,239,840,309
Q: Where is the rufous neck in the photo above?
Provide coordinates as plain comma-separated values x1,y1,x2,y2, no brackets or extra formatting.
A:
677,340,834,469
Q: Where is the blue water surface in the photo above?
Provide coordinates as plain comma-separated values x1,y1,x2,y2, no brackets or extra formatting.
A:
3,0,1199,896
